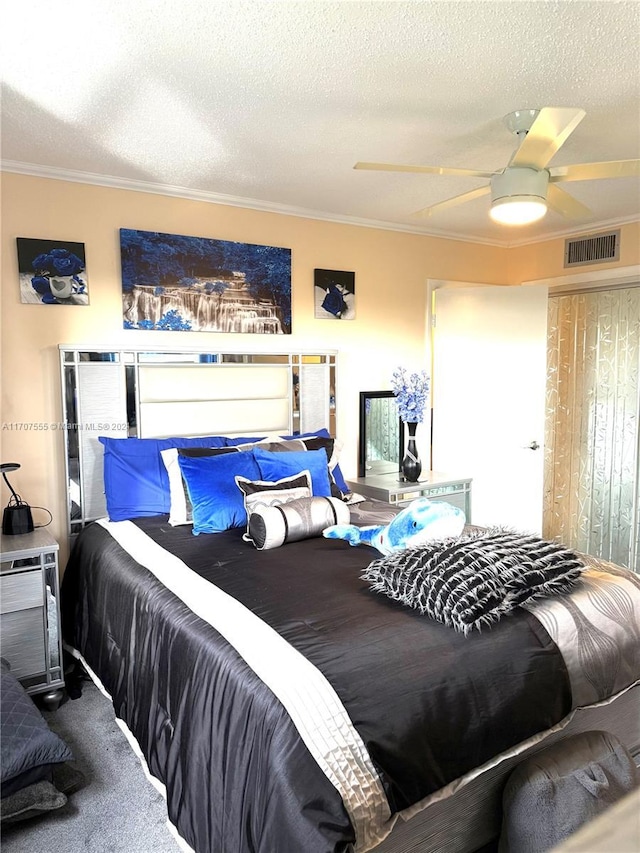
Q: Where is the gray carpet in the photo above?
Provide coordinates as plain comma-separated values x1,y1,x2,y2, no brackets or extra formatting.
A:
1,680,507,853
1,681,184,853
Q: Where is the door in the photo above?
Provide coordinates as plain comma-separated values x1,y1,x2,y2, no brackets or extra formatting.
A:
431,284,548,532
545,286,640,570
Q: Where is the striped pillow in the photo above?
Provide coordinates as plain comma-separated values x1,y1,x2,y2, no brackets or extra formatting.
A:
245,495,349,551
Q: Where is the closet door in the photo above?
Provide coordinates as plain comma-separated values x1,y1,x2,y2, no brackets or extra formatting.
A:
545,286,640,571
432,284,549,531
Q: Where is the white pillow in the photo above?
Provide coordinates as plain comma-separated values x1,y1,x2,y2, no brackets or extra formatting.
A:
161,447,190,525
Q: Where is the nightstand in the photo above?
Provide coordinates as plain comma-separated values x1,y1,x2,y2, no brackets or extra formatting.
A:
0,528,65,709
346,471,472,521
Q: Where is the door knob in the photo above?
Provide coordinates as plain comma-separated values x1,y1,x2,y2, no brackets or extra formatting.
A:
525,440,540,451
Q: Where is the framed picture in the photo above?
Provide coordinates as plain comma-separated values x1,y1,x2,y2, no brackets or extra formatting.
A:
120,229,291,333
17,238,89,305
314,269,355,320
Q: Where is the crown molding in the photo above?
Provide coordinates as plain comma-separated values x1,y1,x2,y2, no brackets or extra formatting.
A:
3,159,637,251
0,160,505,248
502,214,640,248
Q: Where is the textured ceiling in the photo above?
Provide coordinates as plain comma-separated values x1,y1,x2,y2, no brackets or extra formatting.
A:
2,0,639,246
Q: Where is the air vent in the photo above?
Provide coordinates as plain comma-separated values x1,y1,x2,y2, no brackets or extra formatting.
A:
564,230,620,267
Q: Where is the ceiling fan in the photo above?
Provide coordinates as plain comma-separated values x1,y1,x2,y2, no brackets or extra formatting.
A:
354,107,640,226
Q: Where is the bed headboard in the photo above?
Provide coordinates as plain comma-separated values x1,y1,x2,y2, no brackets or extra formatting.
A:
59,346,337,537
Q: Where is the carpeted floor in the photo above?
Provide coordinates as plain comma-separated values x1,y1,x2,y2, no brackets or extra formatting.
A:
1,679,184,853
1,677,503,853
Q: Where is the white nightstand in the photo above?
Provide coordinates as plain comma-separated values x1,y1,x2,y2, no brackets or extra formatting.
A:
0,528,65,709
346,471,472,521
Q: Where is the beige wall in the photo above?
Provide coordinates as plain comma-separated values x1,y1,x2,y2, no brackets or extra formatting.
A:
1,172,637,558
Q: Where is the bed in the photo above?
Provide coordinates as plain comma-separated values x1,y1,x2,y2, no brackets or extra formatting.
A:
58,346,640,853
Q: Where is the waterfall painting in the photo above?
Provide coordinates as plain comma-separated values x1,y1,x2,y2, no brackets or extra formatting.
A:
314,269,355,320
120,229,292,334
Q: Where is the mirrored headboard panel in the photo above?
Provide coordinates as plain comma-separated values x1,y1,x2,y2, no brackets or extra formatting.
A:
60,346,336,537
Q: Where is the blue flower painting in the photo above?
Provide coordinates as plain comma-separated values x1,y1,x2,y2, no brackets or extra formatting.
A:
120,229,292,333
17,238,89,305
314,269,355,320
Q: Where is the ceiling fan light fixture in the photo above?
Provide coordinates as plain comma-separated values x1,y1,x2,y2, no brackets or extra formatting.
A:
490,197,548,225
489,167,549,226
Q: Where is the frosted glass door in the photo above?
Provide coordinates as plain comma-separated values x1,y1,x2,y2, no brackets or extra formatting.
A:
544,286,640,571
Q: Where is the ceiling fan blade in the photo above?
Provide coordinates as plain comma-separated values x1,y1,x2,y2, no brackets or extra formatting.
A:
549,159,640,182
509,107,586,170
546,184,592,220
354,162,496,179
412,185,491,218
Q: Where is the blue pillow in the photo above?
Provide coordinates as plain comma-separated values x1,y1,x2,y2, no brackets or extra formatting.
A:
225,430,327,446
99,435,227,521
253,447,332,497
327,461,349,496
225,428,350,495
285,428,349,495
177,451,261,534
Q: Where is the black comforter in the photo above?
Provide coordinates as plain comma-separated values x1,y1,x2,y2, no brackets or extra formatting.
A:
62,517,571,853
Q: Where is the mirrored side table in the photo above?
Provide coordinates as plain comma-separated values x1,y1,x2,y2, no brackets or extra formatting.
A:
346,471,472,521
0,528,64,709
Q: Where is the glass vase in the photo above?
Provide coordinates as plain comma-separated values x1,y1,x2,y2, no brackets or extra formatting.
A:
401,421,422,482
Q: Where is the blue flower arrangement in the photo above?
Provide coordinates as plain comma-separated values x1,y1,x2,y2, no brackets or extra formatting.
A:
30,248,86,304
391,367,430,423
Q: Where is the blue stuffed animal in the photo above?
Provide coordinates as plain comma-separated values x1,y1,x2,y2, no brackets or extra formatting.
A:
323,497,465,555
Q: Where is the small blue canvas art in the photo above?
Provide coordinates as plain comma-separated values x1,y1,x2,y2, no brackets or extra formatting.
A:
17,238,89,305
314,269,355,320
